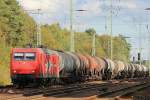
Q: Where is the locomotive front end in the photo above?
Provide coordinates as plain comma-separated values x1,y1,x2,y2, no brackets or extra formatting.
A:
10,48,39,86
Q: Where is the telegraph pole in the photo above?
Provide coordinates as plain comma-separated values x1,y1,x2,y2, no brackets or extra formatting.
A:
146,25,150,67
24,9,42,47
138,23,142,65
145,8,150,74
37,9,42,46
92,32,96,56
70,0,74,52
19,0,42,46
109,0,113,60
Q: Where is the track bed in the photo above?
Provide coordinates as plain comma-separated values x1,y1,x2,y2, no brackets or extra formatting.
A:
0,78,150,100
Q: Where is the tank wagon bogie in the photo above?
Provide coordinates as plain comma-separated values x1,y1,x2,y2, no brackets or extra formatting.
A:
10,48,149,87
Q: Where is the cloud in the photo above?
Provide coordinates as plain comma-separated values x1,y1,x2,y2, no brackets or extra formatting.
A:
18,0,70,24
19,0,69,13
77,0,137,18
80,0,102,16
118,0,137,9
18,0,140,27
99,0,137,10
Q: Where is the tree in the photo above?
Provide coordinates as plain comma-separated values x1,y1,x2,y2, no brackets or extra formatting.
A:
85,28,96,36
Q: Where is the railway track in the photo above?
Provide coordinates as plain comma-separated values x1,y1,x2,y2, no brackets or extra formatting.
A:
23,81,109,96
24,78,150,97
43,83,110,96
46,81,149,97
0,78,150,100
98,82,150,97
23,78,149,96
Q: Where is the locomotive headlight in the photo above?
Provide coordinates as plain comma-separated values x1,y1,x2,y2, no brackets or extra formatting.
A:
32,70,35,73
13,70,16,73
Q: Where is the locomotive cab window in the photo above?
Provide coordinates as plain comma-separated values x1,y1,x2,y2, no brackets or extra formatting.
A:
25,53,36,60
14,53,24,60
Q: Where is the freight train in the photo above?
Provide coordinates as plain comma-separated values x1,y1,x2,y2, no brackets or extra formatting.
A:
10,48,149,87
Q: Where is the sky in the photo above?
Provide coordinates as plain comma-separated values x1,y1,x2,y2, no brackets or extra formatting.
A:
17,0,150,61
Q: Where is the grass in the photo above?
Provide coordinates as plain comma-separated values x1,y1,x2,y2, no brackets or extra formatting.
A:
0,45,11,85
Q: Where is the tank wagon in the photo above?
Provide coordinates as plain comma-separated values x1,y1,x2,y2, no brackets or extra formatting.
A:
10,48,149,87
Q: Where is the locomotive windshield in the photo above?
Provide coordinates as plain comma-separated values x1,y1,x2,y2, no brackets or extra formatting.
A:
14,53,24,60
14,52,36,60
25,53,36,60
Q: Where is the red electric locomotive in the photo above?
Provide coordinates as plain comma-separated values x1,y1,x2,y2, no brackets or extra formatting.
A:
10,48,60,86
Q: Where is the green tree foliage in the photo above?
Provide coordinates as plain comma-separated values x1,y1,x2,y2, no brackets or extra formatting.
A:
0,0,36,47
85,28,96,35
113,35,131,61
41,23,70,51
98,35,130,61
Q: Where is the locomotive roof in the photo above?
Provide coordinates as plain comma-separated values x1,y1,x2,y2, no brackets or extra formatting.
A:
12,48,42,52
12,48,65,54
